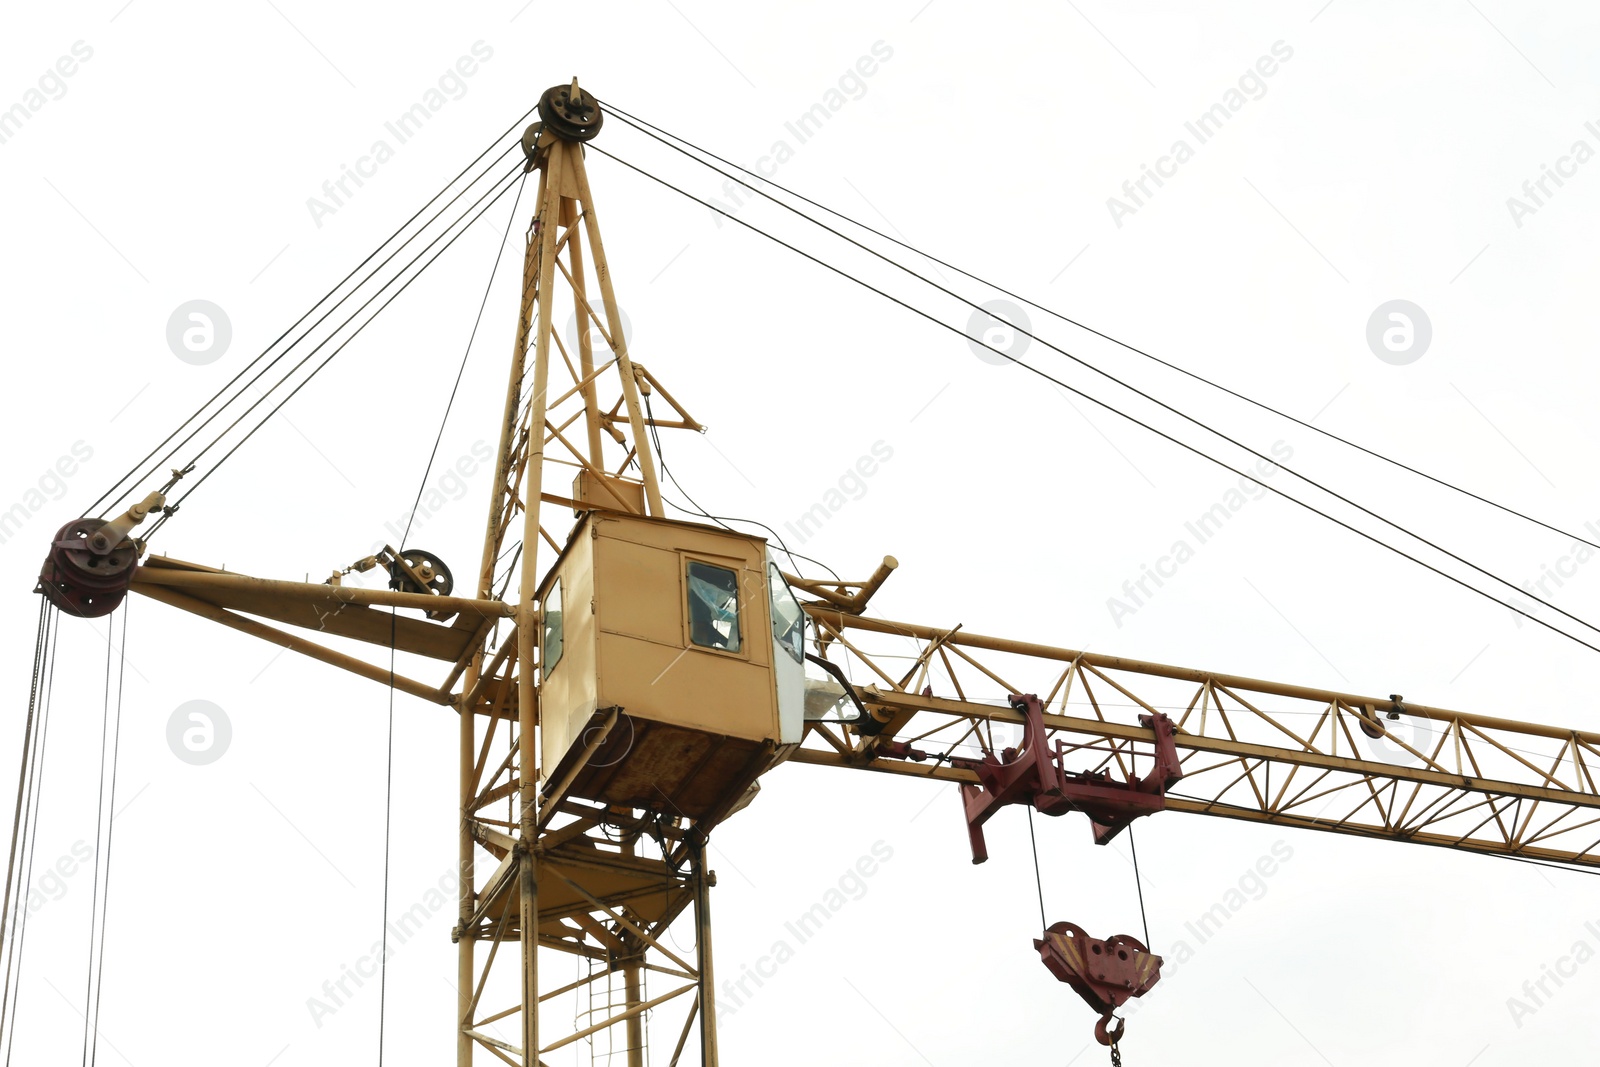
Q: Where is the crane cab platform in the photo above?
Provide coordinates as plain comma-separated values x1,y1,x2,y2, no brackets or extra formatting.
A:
537,512,807,825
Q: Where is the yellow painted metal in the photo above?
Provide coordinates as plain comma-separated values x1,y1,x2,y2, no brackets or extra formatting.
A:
571,468,647,515
797,606,1600,868
538,513,781,774
131,558,510,660
135,583,450,704
534,512,784,827
110,76,1600,1067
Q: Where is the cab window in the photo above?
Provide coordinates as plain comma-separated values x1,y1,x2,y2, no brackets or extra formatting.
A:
687,561,741,652
542,578,564,676
768,564,804,663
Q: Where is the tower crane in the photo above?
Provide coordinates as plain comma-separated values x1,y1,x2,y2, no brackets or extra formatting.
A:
13,80,1600,1065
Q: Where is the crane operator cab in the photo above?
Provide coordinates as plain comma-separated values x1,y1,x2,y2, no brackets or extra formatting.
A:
536,511,807,827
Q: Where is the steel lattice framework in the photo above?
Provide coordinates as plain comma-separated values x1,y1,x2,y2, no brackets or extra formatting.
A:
46,80,1600,1067
795,609,1600,868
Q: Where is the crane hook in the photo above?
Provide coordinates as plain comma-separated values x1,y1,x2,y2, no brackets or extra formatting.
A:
1097,1013,1126,1064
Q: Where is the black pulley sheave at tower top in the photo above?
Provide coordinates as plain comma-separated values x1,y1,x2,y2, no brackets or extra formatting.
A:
522,79,604,157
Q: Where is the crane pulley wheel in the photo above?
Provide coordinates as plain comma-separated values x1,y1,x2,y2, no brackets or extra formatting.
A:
537,82,604,142
36,518,138,618
388,547,454,598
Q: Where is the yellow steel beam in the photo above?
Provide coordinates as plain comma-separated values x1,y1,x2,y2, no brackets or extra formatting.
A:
795,608,1600,868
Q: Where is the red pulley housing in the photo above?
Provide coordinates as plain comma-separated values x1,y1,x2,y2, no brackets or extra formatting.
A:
1035,921,1162,1041
37,518,138,618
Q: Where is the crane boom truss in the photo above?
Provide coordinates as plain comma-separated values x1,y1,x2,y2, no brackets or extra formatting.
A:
797,609,1600,868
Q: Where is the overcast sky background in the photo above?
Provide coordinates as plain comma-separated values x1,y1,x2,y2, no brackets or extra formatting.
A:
4,2,1600,1064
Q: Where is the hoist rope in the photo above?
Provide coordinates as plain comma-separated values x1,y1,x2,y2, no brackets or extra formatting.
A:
599,100,1600,560
0,602,47,990
81,604,128,1067
598,105,1600,644
1127,825,1151,949
369,163,522,1053
400,171,529,551
159,164,527,522
78,611,115,1065
2,605,60,1066
0,602,49,1058
88,107,540,520
378,609,397,1066
585,143,1600,657
1026,807,1047,933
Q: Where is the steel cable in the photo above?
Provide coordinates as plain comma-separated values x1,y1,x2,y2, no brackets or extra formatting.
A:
599,100,1600,557
155,163,527,521
89,110,539,519
587,143,1600,656
598,104,1600,641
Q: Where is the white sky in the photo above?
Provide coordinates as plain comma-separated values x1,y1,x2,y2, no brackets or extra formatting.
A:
3,1,1600,1064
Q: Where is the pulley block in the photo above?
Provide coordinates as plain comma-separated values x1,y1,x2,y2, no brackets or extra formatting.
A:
1034,921,1162,1048
36,518,138,618
388,547,454,599
537,81,604,143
